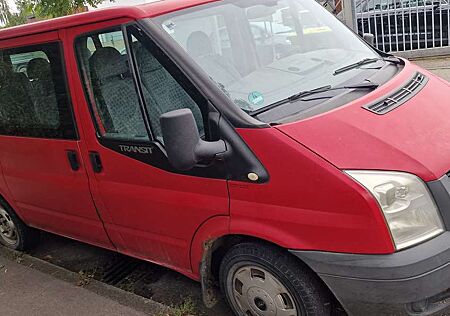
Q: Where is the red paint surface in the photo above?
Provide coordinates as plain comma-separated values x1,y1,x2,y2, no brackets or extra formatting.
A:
278,61,450,182
230,127,394,254
0,0,218,42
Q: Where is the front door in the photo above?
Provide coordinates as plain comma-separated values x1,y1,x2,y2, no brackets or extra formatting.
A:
0,32,112,248
64,21,229,274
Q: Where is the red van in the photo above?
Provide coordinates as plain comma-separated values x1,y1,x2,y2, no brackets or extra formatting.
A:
1,0,450,315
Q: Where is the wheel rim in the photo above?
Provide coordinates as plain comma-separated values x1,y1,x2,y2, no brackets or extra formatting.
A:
0,207,18,245
229,265,299,316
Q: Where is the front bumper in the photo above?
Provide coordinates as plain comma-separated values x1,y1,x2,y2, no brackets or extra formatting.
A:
290,232,450,315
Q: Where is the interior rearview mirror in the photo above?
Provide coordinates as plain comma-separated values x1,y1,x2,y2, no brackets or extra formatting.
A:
363,33,375,46
160,109,227,171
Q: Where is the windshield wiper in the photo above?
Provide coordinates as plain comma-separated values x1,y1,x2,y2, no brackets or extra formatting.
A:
250,82,379,116
289,82,379,101
333,58,381,75
334,56,402,75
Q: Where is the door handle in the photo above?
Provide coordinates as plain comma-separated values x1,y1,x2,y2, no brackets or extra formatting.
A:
66,150,80,171
89,152,103,173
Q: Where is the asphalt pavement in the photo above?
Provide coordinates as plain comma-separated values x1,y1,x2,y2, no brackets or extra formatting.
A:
0,254,151,316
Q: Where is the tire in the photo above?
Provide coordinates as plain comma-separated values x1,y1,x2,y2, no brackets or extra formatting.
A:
0,199,40,251
220,242,331,316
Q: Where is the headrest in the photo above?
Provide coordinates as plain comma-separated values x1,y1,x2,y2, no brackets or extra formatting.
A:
90,47,128,81
186,31,213,57
135,44,163,73
27,58,51,81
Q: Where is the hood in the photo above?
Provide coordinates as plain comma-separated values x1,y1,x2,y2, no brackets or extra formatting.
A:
276,61,450,182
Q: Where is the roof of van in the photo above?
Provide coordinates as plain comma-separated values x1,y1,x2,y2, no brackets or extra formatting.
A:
0,0,216,41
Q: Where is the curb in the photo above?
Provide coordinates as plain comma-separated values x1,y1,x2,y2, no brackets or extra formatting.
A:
0,246,172,315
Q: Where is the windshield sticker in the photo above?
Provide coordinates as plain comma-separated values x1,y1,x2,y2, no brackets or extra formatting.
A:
163,21,176,34
303,26,332,35
248,92,264,107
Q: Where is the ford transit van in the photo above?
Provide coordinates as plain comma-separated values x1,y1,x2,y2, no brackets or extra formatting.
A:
0,0,450,315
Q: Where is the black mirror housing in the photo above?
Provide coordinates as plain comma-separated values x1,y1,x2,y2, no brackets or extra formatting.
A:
160,109,227,171
363,33,375,46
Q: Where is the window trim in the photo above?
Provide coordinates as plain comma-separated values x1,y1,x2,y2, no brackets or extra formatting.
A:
0,40,79,140
122,24,155,140
57,41,80,140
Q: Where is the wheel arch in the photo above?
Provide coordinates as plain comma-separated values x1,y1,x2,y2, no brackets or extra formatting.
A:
0,190,25,223
190,216,318,277
190,216,338,309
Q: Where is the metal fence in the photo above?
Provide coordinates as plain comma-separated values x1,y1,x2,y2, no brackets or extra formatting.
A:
354,0,450,52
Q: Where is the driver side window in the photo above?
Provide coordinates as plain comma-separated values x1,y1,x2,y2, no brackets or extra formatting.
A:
75,26,206,143
76,29,149,141
127,27,205,141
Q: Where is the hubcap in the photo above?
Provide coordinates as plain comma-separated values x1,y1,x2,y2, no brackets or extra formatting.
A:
230,265,298,316
0,207,17,245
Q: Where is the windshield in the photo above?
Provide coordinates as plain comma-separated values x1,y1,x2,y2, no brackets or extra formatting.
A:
155,0,381,112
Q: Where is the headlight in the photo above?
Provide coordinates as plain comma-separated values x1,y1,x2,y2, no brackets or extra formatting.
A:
345,170,444,250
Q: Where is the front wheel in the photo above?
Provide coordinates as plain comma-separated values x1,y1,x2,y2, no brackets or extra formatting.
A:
219,242,331,316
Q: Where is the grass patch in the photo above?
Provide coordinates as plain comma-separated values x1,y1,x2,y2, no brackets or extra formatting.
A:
76,269,96,287
159,297,200,316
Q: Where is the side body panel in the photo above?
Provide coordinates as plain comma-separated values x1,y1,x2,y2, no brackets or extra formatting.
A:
0,31,112,248
63,19,229,276
0,138,112,247
0,155,23,220
229,127,395,254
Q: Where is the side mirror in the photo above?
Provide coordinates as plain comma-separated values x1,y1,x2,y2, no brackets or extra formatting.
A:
160,109,227,171
363,33,375,46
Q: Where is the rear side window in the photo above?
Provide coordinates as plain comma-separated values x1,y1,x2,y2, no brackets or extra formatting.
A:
0,42,77,139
